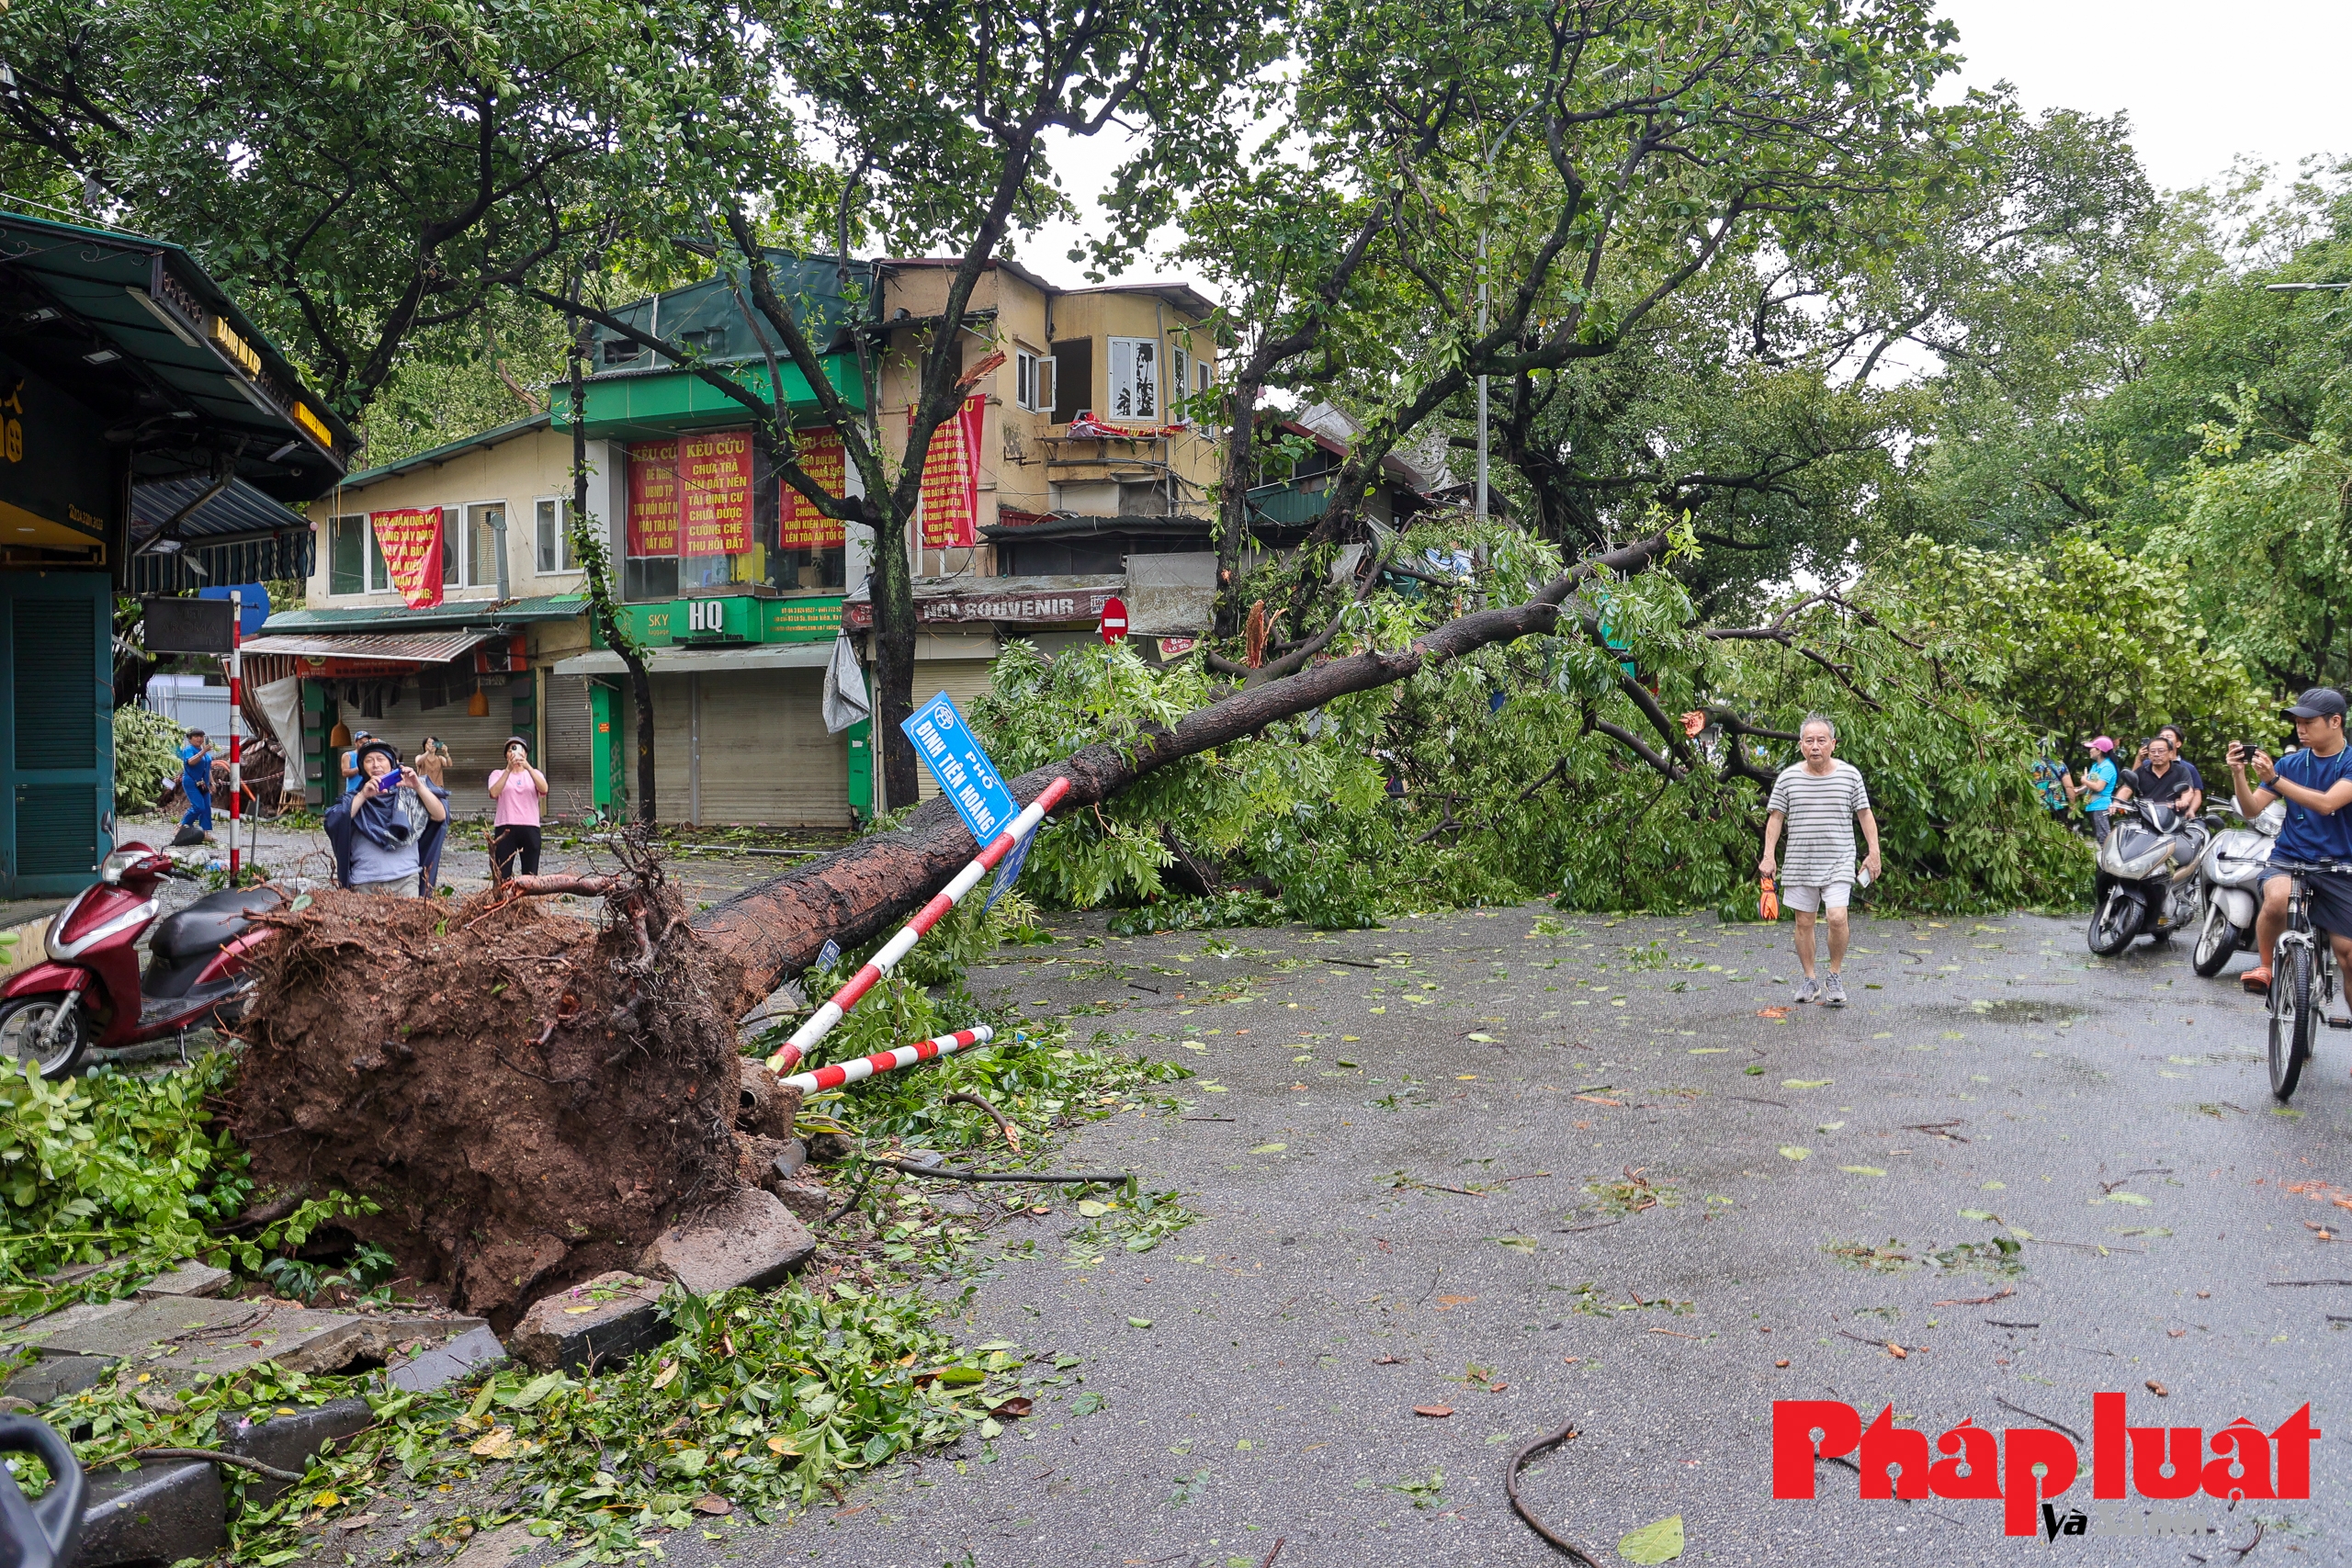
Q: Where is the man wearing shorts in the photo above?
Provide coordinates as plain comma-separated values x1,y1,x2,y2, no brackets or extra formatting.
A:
2231,688,2352,998
1759,714,1883,1008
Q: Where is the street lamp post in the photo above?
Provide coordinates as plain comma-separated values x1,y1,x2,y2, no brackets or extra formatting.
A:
2266,282,2352,292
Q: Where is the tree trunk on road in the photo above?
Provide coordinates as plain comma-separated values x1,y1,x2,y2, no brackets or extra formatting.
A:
691,533,1667,1012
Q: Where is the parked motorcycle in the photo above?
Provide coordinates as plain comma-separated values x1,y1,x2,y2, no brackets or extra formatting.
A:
2087,798,2211,957
0,843,278,1077
2192,798,2283,977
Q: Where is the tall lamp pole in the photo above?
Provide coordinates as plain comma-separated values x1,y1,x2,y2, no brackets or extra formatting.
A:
2266,282,2352,292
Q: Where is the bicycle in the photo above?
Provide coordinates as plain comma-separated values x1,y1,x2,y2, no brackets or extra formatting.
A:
2261,858,2352,1101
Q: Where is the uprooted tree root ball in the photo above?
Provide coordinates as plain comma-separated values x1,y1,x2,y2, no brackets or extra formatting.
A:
230,839,758,1327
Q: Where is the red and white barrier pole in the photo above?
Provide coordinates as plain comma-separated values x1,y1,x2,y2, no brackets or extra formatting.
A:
779,1025,992,1096
228,590,243,889
767,776,1069,1076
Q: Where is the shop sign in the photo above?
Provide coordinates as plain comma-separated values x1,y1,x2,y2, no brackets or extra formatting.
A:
0,352,113,543
841,581,1118,630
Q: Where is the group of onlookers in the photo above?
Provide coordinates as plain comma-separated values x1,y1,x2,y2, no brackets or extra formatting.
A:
2033,727,2205,843
172,723,552,898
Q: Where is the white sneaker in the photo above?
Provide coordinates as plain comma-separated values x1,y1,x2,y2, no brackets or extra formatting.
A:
1794,975,1820,1004
1821,976,1848,1008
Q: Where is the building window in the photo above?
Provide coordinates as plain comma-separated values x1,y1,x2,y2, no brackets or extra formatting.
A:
1170,345,1188,412
438,502,504,589
1016,348,1049,412
328,513,368,595
1108,337,1158,422
536,498,580,573
1051,339,1091,423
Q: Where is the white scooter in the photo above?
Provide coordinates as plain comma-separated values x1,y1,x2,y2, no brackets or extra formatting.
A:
2191,798,2283,977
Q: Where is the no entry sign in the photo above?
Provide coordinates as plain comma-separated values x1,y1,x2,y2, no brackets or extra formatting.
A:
1099,595,1128,643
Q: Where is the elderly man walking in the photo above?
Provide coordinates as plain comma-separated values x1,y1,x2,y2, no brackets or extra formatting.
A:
1758,714,1883,1007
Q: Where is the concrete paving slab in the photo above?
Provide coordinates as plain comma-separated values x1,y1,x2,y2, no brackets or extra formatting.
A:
77,1458,225,1568
17,1297,484,1386
137,1260,233,1299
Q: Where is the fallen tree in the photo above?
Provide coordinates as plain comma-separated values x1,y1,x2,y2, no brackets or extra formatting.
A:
689,532,1671,1010
223,536,1663,1315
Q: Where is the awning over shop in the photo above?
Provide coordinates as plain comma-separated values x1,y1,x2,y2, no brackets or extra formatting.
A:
551,643,835,677
241,630,492,665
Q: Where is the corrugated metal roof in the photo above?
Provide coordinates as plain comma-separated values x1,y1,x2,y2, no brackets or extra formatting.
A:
0,209,355,498
330,413,549,491
131,475,307,543
260,594,588,634
237,630,491,663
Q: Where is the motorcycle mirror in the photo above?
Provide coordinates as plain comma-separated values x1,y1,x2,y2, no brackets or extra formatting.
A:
0,1415,88,1568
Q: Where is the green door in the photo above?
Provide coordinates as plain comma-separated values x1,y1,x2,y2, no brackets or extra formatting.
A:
1,572,113,897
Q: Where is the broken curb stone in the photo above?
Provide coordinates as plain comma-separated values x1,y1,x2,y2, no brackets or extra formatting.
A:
222,1396,375,1502
2,1353,113,1404
135,1260,233,1300
766,1179,831,1224
389,1324,509,1393
637,1187,814,1295
511,1273,669,1373
77,1459,226,1568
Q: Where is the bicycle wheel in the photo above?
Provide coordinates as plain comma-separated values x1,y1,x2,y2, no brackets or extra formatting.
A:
2270,940,2314,1102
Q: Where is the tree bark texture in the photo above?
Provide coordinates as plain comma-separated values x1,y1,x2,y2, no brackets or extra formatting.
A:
692,534,1668,1011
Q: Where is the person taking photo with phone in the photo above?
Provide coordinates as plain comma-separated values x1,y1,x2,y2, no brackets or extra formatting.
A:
324,739,449,897
2229,688,2352,998
487,737,549,882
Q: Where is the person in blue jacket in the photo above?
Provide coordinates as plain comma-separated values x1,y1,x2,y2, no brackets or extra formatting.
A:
2067,736,2120,843
324,739,450,896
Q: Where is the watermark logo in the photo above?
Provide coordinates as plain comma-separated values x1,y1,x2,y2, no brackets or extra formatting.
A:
1772,1395,2319,1537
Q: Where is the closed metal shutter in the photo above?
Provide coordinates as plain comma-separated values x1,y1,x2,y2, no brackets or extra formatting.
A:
698,670,844,826
14,785,93,876
640,669,846,826
913,660,997,804
15,603,95,770
542,672,594,820
371,679,524,818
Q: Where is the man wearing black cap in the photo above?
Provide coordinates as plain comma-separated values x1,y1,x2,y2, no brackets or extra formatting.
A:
2229,687,2352,996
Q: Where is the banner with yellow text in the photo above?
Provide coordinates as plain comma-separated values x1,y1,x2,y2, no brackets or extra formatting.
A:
913,395,985,548
369,508,445,608
781,427,846,551
627,440,680,558
679,428,754,555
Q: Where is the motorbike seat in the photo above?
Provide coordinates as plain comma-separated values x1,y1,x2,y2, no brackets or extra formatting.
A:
150,886,282,961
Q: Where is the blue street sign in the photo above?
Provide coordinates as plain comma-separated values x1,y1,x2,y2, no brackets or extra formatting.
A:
902,692,1020,847
985,828,1035,915
199,582,271,637
815,939,842,972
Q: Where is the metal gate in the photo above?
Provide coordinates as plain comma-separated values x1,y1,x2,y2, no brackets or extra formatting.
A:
542,671,594,822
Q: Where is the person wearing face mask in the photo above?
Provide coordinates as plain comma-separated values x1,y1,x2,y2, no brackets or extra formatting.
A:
324,739,450,896
487,737,549,882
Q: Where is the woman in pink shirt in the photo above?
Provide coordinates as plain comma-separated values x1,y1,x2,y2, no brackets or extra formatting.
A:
487,737,549,882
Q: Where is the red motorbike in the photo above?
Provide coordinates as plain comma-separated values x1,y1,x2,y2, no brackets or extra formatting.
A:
0,843,278,1077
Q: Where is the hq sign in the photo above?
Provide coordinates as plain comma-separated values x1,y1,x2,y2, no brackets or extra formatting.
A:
1774,1396,2320,1539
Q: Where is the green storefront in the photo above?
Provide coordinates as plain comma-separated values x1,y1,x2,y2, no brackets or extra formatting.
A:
553,592,873,827
0,212,350,897
551,252,876,827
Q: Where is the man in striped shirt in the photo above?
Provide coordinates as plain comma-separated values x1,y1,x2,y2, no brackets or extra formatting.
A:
1759,714,1883,1007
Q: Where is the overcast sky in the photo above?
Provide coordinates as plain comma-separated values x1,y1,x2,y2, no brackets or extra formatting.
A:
1001,0,2352,294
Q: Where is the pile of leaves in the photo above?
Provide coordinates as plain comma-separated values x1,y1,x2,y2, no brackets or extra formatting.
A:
0,1055,361,1317
112,703,187,814
23,978,1191,1562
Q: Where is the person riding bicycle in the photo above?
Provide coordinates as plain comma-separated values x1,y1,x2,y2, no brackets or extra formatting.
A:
2229,688,2352,997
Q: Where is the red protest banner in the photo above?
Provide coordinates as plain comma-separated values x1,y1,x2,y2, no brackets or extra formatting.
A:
679,428,753,555
913,395,985,548
369,508,445,608
627,439,679,557
781,426,846,551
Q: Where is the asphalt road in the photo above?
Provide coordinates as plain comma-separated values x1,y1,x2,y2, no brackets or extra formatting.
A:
674,902,2352,1567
